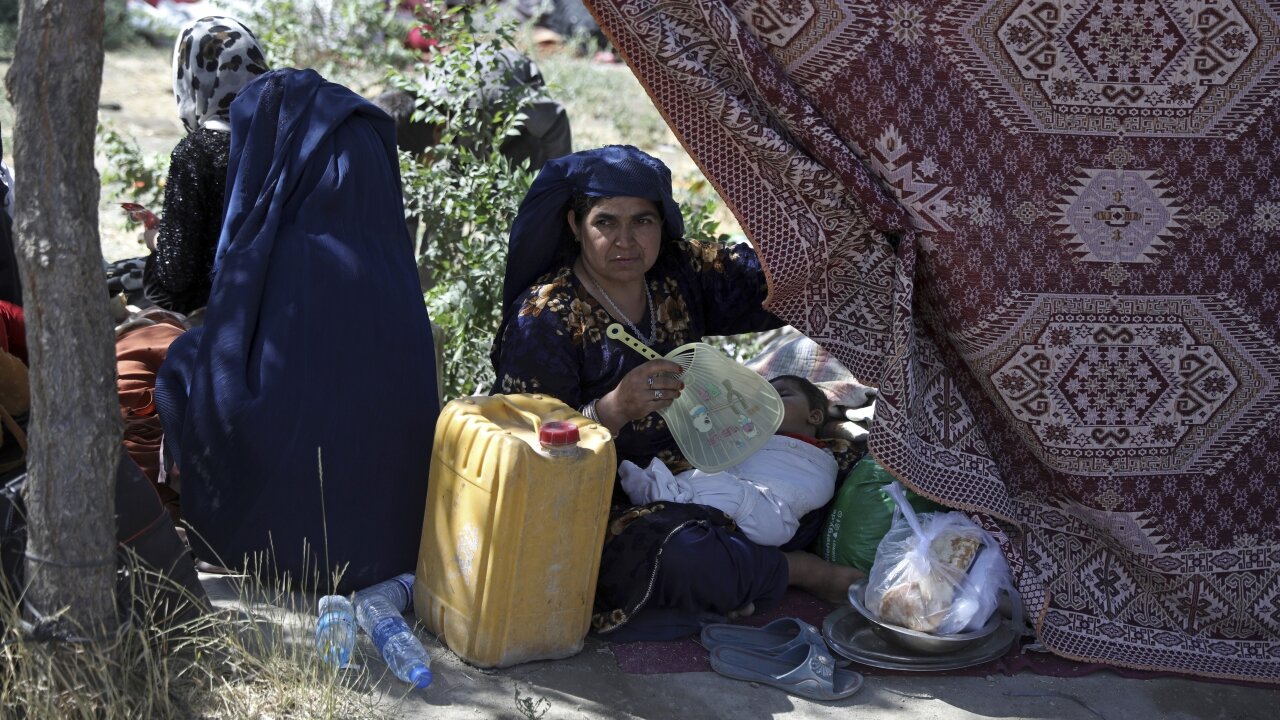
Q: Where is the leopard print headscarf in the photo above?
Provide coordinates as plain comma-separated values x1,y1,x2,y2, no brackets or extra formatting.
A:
172,16,268,133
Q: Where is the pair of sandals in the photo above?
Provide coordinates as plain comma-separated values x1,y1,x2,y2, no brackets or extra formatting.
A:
700,617,864,702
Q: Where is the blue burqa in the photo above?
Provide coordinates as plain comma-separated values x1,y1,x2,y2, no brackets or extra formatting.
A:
156,69,438,592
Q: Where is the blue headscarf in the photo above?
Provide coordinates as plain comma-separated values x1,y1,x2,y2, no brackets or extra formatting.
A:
501,145,685,315
156,68,439,593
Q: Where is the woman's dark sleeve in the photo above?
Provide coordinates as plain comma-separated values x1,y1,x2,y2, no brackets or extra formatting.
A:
493,292,585,409
686,240,785,336
147,135,218,310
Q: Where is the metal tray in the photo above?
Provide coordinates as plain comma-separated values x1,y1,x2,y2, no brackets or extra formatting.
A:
847,578,1001,654
821,606,1018,671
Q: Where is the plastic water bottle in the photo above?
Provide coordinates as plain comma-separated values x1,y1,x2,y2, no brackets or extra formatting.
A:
354,573,433,689
315,594,356,668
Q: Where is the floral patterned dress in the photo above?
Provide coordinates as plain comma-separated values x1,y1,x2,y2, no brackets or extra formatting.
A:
494,239,862,638
494,239,783,471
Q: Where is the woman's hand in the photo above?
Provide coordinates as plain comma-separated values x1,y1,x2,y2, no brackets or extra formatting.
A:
596,359,684,433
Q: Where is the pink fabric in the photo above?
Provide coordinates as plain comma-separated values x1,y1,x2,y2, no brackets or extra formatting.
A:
0,301,25,365
587,0,1280,684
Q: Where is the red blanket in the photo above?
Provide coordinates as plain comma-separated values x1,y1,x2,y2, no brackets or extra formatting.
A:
587,0,1280,684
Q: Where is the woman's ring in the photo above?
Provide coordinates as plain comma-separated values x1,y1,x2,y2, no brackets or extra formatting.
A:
654,389,663,401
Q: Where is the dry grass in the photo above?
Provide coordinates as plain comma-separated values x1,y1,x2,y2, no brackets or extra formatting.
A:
0,552,395,720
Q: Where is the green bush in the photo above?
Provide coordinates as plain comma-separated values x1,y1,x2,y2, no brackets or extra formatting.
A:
243,0,418,94
393,5,539,400
680,176,736,247
97,123,168,230
104,0,138,51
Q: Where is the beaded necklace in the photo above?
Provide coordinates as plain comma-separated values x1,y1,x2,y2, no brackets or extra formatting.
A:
581,266,656,346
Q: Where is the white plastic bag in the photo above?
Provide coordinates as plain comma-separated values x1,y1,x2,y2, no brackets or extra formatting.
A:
864,481,1015,634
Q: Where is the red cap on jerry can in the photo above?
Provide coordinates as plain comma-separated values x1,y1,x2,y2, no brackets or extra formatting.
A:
539,421,580,446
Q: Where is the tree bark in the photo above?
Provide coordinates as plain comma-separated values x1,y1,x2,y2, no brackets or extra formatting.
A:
6,0,119,634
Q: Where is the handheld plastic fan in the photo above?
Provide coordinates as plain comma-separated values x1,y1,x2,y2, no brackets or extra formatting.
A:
607,323,784,472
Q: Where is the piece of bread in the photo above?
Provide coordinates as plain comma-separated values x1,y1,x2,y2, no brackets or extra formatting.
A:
930,528,983,574
877,524,984,632
878,577,956,632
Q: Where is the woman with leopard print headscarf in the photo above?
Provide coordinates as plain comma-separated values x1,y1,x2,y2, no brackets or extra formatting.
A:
142,16,268,315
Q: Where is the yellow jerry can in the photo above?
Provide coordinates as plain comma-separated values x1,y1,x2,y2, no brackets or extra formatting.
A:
414,393,616,668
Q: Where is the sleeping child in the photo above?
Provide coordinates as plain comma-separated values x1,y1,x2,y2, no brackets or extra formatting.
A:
619,375,838,547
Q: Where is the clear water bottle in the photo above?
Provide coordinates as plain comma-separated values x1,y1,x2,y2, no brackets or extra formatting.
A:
354,573,433,689
315,594,356,668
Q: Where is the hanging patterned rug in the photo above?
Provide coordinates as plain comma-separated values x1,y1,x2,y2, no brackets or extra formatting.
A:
586,0,1280,684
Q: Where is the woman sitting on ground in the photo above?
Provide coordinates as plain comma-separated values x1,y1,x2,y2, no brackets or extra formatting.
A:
492,145,862,641
155,67,440,593
142,16,269,314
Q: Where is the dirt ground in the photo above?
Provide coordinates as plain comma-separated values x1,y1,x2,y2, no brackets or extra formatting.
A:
96,45,188,159
0,46,180,263
0,42,730,266
95,46,187,262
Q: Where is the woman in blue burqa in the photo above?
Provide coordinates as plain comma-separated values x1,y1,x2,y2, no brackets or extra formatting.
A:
156,68,439,593
493,146,861,640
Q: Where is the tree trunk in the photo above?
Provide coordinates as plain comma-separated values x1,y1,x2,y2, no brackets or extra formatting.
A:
6,0,119,634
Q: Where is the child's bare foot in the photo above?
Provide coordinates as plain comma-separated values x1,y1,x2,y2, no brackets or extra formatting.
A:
726,602,755,620
785,551,866,605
